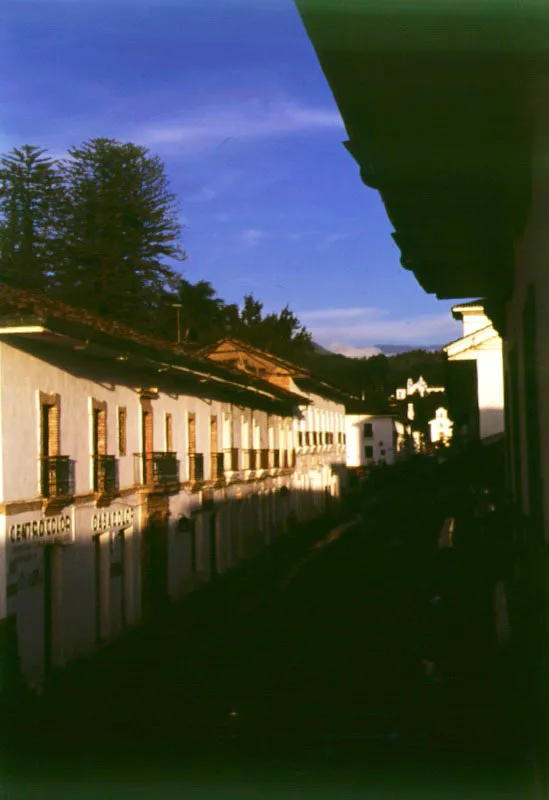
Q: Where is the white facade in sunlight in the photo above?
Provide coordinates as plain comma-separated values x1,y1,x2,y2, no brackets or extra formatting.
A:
199,338,349,511
0,319,349,692
428,407,453,445
345,415,397,467
444,302,504,440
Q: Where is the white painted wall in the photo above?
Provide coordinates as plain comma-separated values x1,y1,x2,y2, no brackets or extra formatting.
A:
293,391,347,496
446,311,505,440
462,312,490,337
0,340,348,690
428,408,453,444
0,343,142,502
476,349,505,439
345,415,397,467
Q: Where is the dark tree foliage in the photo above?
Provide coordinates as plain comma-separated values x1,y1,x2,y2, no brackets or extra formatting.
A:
302,347,444,406
0,139,313,359
233,294,312,359
55,138,185,326
0,145,64,292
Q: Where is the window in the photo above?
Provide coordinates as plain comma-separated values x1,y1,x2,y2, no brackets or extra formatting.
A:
40,393,60,460
363,423,373,438
365,445,374,459
92,405,107,457
298,431,303,447
40,392,63,498
187,412,196,454
210,415,218,453
165,412,173,452
92,399,108,493
118,407,127,456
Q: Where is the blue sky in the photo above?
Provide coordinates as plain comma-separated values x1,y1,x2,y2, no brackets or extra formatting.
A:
1,0,463,352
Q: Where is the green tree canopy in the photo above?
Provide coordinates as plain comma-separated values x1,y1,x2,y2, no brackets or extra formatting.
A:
55,138,186,326
0,145,63,292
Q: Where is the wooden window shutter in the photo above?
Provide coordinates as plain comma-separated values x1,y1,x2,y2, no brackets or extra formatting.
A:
39,392,61,458
188,412,196,454
91,399,108,456
141,399,153,455
210,415,218,454
118,407,127,456
165,412,173,452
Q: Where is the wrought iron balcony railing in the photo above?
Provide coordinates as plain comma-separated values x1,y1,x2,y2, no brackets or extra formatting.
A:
224,447,239,472
40,455,74,499
188,452,205,483
136,452,180,490
93,454,119,495
211,451,225,481
243,449,257,470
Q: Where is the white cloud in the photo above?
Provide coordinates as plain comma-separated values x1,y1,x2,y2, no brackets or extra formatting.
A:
211,212,234,223
240,228,266,248
299,307,381,322
325,233,352,245
236,227,302,249
298,306,462,346
137,97,344,157
186,187,216,203
327,343,383,358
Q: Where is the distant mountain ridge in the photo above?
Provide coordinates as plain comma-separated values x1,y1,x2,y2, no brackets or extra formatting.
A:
374,344,442,355
313,342,442,358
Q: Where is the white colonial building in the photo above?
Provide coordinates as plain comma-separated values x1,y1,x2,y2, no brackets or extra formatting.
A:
444,300,504,441
0,288,350,692
428,407,454,446
199,339,349,508
345,414,398,468
391,376,451,453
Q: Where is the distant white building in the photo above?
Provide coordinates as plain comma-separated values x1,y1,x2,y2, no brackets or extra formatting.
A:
345,414,398,468
392,376,450,452
428,407,454,445
444,300,504,441
394,375,445,402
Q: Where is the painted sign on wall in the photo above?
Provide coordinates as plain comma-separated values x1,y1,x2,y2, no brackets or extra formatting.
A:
9,513,73,545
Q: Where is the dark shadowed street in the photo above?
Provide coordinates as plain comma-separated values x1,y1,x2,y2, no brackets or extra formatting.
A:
1,461,533,799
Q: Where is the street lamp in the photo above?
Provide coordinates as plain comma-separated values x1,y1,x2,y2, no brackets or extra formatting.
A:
171,303,182,344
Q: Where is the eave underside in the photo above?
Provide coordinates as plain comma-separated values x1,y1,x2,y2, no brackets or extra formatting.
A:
296,2,549,303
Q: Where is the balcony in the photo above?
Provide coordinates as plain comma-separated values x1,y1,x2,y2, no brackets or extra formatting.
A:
211,451,225,481
40,455,74,501
259,448,270,470
188,452,205,484
243,449,257,471
224,447,240,473
93,454,119,499
136,452,180,492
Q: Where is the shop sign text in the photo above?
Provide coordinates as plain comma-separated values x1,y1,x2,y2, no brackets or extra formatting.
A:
9,514,71,544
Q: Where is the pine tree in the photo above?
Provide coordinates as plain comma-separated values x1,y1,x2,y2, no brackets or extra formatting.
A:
56,138,185,325
0,145,63,292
